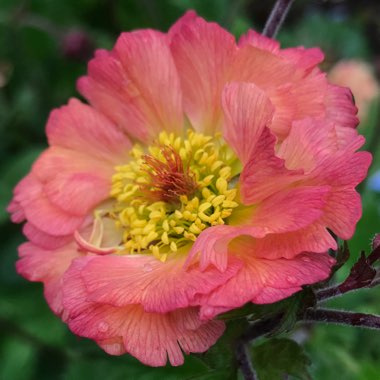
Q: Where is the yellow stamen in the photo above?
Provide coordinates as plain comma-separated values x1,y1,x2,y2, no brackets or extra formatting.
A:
106,130,240,260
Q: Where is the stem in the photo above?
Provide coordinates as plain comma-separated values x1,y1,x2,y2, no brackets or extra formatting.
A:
235,340,258,380
262,0,295,38
240,313,284,343
304,309,380,330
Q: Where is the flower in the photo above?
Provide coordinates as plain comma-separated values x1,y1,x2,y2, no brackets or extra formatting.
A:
328,60,380,123
8,11,371,367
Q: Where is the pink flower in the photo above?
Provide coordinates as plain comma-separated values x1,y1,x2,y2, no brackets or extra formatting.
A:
9,11,371,367
328,59,380,123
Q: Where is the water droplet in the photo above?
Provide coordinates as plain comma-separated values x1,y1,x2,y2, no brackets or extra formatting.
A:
286,275,297,285
143,263,153,272
202,306,215,318
301,256,311,263
98,321,109,333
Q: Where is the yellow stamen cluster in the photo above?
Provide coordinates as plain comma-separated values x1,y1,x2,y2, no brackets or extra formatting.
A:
109,130,240,261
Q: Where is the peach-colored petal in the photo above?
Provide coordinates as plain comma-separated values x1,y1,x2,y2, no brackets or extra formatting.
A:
277,118,337,172
17,241,81,315
79,30,183,143
253,222,337,260
325,84,359,128
231,45,298,89
280,47,324,71
63,259,224,367
238,29,279,52
23,223,72,250
321,188,362,239
11,174,85,236
186,224,266,272
32,147,114,216
46,98,131,162
240,127,304,205
197,237,334,319
79,253,241,313
170,12,237,134
249,186,330,233
222,82,275,163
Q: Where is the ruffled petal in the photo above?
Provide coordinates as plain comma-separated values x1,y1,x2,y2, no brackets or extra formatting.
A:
79,30,183,143
78,252,241,313
170,11,237,134
325,84,359,128
10,174,85,236
17,241,81,314
63,259,224,367
240,127,304,205
23,223,72,250
222,82,274,163
46,98,131,162
197,236,334,319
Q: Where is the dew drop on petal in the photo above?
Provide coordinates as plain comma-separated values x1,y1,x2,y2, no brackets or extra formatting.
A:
328,257,336,265
143,263,153,272
301,256,311,263
98,321,109,333
286,275,298,285
202,306,215,318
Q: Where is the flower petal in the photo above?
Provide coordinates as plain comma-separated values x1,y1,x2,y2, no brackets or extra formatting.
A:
197,236,333,319
46,98,131,162
222,82,274,163
17,241,81,314
79,252,241,313
170,12,237,134
63,259,224,367
79,30,183,143
240,127,304,205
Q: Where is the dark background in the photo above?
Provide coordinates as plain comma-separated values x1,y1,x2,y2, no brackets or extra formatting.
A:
1,1,380,379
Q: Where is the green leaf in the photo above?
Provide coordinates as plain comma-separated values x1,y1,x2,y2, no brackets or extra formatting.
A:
197,319,248,380
251,338,312,380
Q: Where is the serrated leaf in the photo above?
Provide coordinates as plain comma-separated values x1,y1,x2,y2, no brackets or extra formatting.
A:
251,338,312,380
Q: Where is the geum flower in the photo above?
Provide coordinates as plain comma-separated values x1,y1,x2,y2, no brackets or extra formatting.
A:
8,11,371,367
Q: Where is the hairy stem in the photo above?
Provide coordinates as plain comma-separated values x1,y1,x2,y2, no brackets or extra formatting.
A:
240,313,284,343
262,0,295,38
235,340,258,380
304,309,380,329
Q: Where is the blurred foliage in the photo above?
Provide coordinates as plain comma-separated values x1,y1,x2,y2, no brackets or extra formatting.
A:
1,0,380,379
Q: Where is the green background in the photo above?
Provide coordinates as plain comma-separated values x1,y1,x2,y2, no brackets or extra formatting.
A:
1,0,380,379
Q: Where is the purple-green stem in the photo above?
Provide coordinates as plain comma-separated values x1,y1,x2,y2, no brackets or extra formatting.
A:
262,0,295,38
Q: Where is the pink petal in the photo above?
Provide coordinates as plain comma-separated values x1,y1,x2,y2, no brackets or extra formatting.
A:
253,222,337,260
46,98,131,162
10,174,85,236
231,45,298,90
79,253,241,313
17,241,81,315
250,185,330,233
80,31,183,143
170,12,237,134
222,82,275,163
238,30,279,52
63,259,224,367
320,187,362,239
197,237,333,319
23,223,72,250
277,118,337,172
280,47,324,71
32,147,113,216
240,127,304,204
325,84,359,128
186,224,266,272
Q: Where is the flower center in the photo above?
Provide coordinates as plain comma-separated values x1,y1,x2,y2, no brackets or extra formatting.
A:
109,130,240,261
